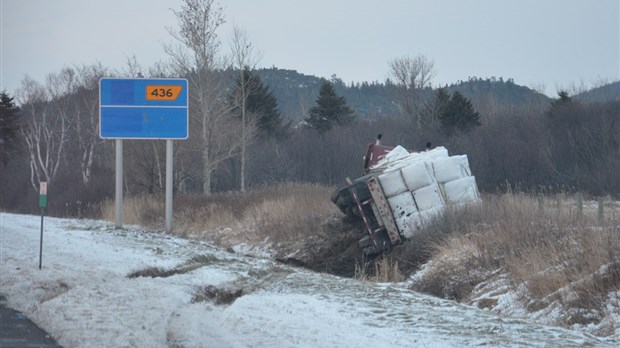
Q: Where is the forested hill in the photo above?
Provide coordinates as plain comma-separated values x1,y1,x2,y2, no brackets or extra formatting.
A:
255,68,551,119
255,68,617,119
574,81,620,103
255,68,401,120
444,77,551,109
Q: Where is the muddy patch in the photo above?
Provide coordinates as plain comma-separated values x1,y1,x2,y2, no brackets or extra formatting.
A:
191,285,244,305
127,254,220,278
275,217,370,278
36,280,70,303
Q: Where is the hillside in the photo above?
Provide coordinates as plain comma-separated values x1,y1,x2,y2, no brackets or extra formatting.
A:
445,77,551,109
575,81,620,103
255,69,560,119
255,68,401,119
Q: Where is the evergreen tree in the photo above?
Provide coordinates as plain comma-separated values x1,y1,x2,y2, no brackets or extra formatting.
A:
305,81,355,134
439,91,481,135
556,90,571,104
230,69,289,140
0,91,20,164
421,88,450,130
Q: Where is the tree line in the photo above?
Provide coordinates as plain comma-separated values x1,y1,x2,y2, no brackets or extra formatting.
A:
1,0,618,217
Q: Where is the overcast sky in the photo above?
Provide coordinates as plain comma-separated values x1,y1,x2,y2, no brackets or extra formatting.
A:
1,0,619,97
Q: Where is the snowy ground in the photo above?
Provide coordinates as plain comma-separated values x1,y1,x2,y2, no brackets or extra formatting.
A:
0,212,615,347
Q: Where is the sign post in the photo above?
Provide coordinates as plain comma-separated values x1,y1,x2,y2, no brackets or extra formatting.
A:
39,182,47,270
115,139,123,227
99,78,188,232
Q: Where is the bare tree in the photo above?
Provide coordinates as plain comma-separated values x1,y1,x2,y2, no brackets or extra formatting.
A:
72,63,108,185
18,75,69,191
165,0,238,194
388,55,436,127
122,55,144,78
124,141,166,194
229,25,261,192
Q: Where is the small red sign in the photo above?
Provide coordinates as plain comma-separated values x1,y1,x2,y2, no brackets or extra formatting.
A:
40,182,47,195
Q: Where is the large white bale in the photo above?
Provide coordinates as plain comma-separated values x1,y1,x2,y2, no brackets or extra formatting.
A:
412,184,444,211
388,191,421,239
401,161,435,192
384,145,409,161
394,211,423,239
378,170,408,198
387,191,418,219
432,155,471,184
443,176,479,205
371,146,449,173
423,146,449,160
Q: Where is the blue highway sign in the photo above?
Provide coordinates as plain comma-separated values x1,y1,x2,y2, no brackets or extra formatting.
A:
99,78,188,139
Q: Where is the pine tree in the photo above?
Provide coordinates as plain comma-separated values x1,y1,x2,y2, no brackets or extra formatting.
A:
0,91,20,164
420,88,450,130
439,91,481,135
305,81,355,134
230,69,289,140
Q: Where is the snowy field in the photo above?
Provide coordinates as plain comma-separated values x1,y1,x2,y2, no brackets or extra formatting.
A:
0,212,615,347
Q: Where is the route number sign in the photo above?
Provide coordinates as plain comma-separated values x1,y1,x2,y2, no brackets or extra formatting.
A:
99,78,188,139
146,85,183,101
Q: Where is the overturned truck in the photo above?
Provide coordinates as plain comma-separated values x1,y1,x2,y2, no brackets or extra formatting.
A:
331,137,480,256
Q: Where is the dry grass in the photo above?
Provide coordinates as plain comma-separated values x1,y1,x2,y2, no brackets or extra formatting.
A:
410,192,620,326
355,255,404,283
99,182,338,246
100,194,164,227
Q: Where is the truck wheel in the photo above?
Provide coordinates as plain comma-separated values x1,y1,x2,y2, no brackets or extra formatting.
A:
335,193,358,218
330,187,342,204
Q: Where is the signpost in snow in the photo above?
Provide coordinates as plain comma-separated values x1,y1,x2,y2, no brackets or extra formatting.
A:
99,78,188,233
39,181,47,269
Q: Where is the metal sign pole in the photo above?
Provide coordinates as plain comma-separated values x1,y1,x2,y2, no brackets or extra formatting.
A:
39,208,44,269
38,182,47,270
165,140,173,233
115,139,123,228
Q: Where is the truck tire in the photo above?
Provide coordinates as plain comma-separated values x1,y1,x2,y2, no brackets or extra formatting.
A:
330,186,343,204
337,196,358,219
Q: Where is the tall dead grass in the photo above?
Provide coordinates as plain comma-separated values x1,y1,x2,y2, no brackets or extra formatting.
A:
99,183,337,245
409,193,620,325
100,194,164,227
355,255,404,283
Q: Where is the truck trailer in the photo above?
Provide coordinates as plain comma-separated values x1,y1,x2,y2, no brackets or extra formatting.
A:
331,136,480,256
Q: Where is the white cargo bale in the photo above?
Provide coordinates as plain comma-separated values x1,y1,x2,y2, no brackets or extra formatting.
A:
423,146,449,160
387,191,418,218
394,211,423,239
388,191,421,239
457,155,472,175
390,146,449,170
432,155,471,184
412,184,444,211
378,170,408,198
401,161,435,192
443,176,479,205
372,146,449,173
384,145,409,161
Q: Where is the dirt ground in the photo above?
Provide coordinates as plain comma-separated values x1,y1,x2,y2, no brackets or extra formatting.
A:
273,216,369,278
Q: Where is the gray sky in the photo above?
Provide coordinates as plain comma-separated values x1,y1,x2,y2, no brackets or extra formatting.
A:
1,0,619,97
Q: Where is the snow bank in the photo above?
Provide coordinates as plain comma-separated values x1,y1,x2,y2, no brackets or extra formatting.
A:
0,213,611,347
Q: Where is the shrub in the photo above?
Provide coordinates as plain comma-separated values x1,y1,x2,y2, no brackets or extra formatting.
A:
409,192,620,328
